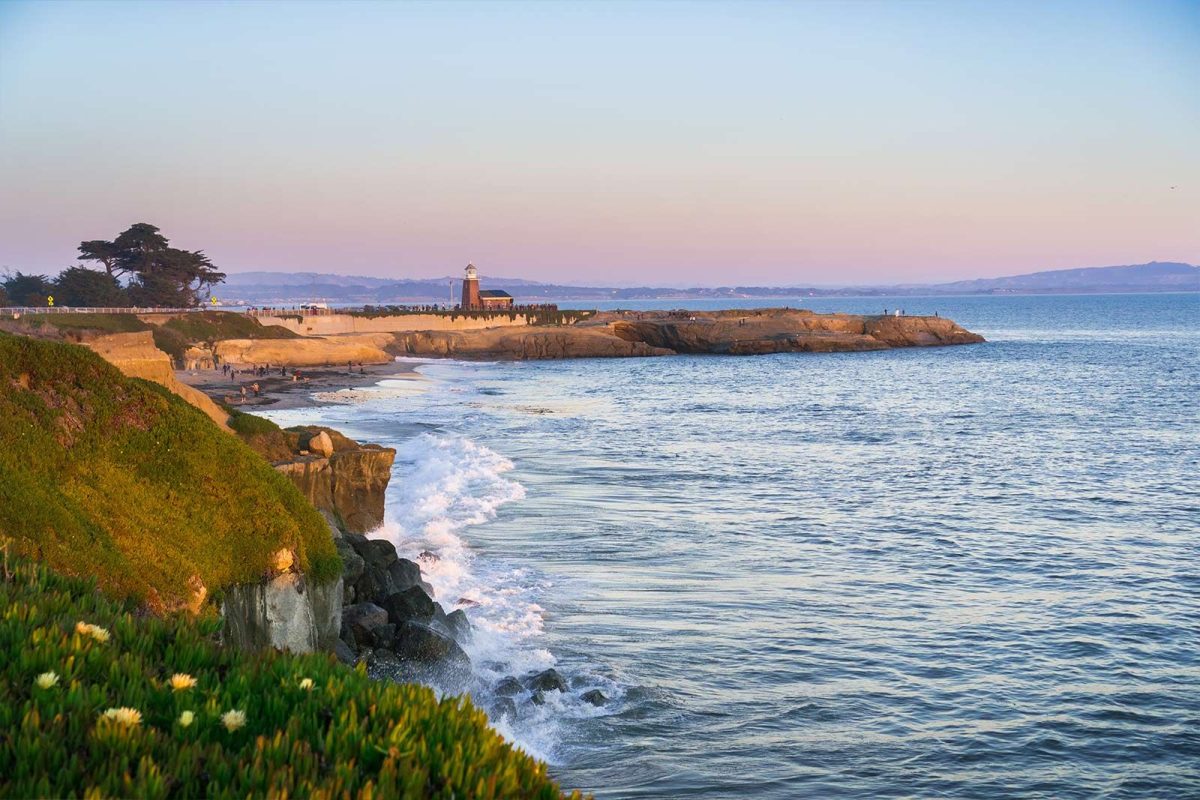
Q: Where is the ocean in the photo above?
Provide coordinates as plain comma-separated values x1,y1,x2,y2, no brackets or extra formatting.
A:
262,293,1199,799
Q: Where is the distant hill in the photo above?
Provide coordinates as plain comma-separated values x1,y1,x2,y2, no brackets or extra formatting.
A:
217,261,1198,304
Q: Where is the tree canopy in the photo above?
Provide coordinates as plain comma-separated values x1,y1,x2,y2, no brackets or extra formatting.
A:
75,223,226,307
1,272,52,307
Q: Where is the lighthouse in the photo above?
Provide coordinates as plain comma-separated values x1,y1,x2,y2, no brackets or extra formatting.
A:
461,263,480,310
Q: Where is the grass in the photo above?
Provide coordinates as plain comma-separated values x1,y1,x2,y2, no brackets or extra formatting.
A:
21,313,151,334
159,312,299,343
0,553,581,799
0,332,340,611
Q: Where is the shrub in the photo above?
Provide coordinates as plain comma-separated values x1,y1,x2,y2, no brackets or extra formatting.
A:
227,410,281,437
0,333,339,610
22,313,151,334
0,554,582,798
159,312,298,343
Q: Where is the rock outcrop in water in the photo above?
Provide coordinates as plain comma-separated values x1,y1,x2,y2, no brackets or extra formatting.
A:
383,309,983,360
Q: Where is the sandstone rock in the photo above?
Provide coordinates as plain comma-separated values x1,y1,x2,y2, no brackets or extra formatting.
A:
382,585,436,625
309,430,334,457
527,668,568,694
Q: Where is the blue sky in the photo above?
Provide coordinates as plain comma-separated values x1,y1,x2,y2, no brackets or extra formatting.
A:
0,0,1196,285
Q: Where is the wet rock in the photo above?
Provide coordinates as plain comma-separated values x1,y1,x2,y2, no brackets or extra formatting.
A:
382,585,436,624
444,609,472,641
581,689,607,707
527,668,568,694
529,690,546,706
489,697,517,721
341,602,388,648
391,621,472,685
457,597,480,607
494,676,523,696
370,623,396,648
388,558,424,592
419,550,440,562
366,648,403,680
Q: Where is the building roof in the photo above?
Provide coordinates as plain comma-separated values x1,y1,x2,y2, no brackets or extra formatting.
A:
478,290,513,298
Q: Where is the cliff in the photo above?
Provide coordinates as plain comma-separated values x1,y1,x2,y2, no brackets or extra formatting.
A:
274,441,396,534
213,332,394,367
80,331,231,428
384,308,983,360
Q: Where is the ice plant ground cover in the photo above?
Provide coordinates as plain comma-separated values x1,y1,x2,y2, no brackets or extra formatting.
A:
0,554,582,799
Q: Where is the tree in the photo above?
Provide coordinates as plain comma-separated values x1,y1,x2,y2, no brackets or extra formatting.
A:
0,285,8,306
77,240,124,278
53,266,127,307
75,223,225,307
2,272,52,306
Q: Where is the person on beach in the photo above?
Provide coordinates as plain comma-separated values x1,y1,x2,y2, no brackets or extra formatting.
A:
252,382,260,397
240,386,247,401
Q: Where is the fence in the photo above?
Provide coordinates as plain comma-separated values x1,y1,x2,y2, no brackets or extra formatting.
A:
3,306,218,316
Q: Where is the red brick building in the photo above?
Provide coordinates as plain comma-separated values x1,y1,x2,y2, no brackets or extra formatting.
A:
460,264,513,310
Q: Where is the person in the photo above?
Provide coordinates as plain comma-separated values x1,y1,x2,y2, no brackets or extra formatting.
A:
240,385,247,401
252,382,261,397
883,307,888,315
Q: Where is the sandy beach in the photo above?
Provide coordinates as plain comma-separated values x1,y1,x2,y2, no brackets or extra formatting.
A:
177,358,426,411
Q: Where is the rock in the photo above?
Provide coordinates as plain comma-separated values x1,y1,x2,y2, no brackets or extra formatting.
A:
309,430,334,457
581,689,607,706
387,558,424,592
366,648,403,680
489,697,518,721
341,602,388,648
272,548,295,574
494,676,523,696
419,550,439,562
371,623,396,648
527,668,568,694
530,690,546,706
334,638,356,665
334,538,365,586
381,585,436,625
391,621,472,686
354,537,398,569
444,609,472,641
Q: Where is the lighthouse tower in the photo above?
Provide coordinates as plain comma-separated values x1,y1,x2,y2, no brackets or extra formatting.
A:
461,263,480,309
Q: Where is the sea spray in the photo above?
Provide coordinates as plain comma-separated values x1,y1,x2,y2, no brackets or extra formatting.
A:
370,432,619,762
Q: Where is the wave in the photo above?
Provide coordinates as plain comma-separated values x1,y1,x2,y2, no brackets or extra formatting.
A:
371,433,619,762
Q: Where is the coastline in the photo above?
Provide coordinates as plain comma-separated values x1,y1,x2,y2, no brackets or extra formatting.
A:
178,358,428,411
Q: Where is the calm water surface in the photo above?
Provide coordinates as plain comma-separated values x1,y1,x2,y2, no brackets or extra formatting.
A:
266,294,1199,799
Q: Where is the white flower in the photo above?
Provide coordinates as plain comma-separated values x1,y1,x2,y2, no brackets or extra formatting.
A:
221,709,246,732
75,621,110,643
298,678,314,691
178,710,195,728
168,673,197,692
34,671,59,689
102,707,142,726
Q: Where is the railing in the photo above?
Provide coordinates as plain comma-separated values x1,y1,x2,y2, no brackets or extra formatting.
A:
2,306,219,316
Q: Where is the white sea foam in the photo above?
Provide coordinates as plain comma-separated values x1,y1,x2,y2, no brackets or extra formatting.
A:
369,432,620,762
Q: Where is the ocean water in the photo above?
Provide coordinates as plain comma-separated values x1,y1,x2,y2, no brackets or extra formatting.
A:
263,293,1200,799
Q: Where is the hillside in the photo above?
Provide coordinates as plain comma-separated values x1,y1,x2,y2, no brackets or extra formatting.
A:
0,555,578,799
0,332,339,611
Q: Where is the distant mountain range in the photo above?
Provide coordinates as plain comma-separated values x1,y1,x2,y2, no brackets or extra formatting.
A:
219,261,1199,305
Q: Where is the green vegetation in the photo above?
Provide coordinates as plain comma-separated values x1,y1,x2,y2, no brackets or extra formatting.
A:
227,409,282,437
0,333,339,610
20,313,151,334
159,311,299,344
0,554,580,799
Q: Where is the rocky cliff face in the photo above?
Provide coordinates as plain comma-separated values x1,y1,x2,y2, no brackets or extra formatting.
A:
214,333,394,367
273,432,396,534
222,572,344,653
382,309,983,360
81,331,231,428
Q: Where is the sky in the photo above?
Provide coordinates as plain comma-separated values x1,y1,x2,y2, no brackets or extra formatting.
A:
0,0,1197,287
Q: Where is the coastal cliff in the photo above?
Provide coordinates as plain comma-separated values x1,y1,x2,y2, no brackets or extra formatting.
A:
272,428,396,534
383,308,983,360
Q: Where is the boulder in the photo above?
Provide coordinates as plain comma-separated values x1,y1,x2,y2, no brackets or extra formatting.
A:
381,585,436,625
371,623,396,648
334,538,366,586
529,690,546,706
444,609,472,641
581,689,607,707
334,638,357,665
341,602,388,648
366,648,403,680
390,621,473,688
309,430,335,457
387,558,424,592
353,537,398,569
489,697,517,721
527,668,568,694
494,676,523,697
